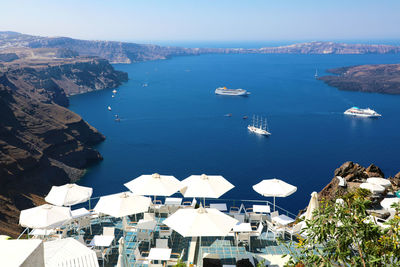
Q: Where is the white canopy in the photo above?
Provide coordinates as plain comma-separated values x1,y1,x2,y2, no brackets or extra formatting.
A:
253,178,297,211
366,177,392,189
45,184,93,207
94,192,151,218
304,192,319,221
180,174,234,199
360,182,385,194
124,173,182,197
0,239,44,267
381,197,400,211
44,238,99,267
163,207,238,237
19,204,72,230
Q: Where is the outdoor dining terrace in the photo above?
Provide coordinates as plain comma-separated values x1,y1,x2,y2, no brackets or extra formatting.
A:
18,195,301,267
13,175,307,267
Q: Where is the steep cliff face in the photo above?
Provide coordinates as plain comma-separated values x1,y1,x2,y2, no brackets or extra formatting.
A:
0,54,127,237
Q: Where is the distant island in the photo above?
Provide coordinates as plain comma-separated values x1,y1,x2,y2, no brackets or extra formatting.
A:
319,64,400,95
1,31,400,63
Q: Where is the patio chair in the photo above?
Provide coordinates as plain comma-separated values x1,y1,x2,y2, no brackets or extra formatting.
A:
266,220,284,240
237,232,250,248
137,230,154,249
134,247,149,264
157,205,170,217
250,222,263,238
159,224,173,239
94,247,109,264
156,238,169,248
249,213,262,224
144,212,156,221
203,253,222,267
78,217,92,235
285,222,303,241
234,214,245,223
167,249,184,266
270,211,279,219
229,206,240,215
122,217,137,234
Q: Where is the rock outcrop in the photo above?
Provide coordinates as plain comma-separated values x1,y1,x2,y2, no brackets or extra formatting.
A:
0,51,127,237
319,64,400,95
319,161,385,202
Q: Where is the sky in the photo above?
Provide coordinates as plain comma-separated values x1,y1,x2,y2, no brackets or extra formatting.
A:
1,0,399,43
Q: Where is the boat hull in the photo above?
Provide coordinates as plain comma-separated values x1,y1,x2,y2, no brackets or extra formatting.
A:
215,87,249,96
247,125,271,136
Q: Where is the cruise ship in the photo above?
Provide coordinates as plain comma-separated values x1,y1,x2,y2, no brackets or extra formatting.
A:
344,107,381,118
215,87,249,96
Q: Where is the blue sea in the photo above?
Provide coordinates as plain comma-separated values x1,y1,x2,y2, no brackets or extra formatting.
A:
69,52,400,214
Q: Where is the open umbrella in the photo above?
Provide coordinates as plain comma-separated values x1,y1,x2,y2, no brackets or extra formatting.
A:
163,206,238,247
180,174,234,205
253,178,297,211
124,173,182,202
19,204,72,229
304,192,319,220
94,192,151,218
45,184,93,207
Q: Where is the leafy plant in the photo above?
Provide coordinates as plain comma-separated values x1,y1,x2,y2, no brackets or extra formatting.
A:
283,188,400,267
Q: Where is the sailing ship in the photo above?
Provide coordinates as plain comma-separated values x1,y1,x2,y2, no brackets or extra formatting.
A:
107,106,112,111
248,115,271,136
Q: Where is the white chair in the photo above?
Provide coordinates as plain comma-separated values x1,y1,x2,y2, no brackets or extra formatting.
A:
249,213,262,224
156,238,169,248
285,222,303,241
159,225,173,239
266,220,284,240
78,217,92,235
233,214,245,223
122,217,137,234
167,249,184,266
237,232,250,248
103,226,115,246
137,230,153,249
144,212,156,221
250,222,263,238
134,247,149,264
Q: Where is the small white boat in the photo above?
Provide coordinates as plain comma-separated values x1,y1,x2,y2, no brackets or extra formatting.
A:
107,106,112,111
215,86,249,96
112,89,117,94
143,83,148,87
112,95,115,98
344,107,381,118
248,115,271,136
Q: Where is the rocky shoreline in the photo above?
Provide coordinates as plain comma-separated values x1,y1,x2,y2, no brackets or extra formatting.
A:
0,48,127,237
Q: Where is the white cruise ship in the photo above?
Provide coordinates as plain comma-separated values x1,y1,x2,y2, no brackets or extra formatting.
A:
248,115,271,136
344,107,381,118
215,86,249,96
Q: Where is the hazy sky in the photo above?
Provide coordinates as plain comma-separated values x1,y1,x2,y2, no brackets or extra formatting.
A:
1,0,399,42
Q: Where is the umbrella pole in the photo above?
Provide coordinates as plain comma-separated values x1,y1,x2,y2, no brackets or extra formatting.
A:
273,197,275,212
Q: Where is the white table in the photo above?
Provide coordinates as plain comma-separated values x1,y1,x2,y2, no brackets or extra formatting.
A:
253,205,270,213
71,208,91,219
210,203,227,211
272,214,295,226
165,197,182,206
148,248,172,261
232,223,252,232
137,219,157,230
89,235,114,247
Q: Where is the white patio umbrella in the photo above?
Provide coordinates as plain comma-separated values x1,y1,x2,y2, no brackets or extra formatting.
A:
19,204,72,229
253,178,297,211
94,192,151,218
360,182,385,194
124,173,182,202
366,177,392,189
45,183,93,207
304,192,319,221
163,206,238,247
180,174,235,205
44,237,99,267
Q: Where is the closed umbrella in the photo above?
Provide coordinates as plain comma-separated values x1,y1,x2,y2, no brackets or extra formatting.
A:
253,178,297,211
360,183,385,194
304,192,319,220
94,192,151,218
180,174,234,205
124,173,182,202
45,184,93,207
19,204,72,229
116,237,128,267
366,177,392,189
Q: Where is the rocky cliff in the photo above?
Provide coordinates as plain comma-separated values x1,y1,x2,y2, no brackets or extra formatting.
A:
0,51,127,237
319,64,400,94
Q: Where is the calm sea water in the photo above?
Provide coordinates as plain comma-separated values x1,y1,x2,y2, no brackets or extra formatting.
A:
69,53,400,213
